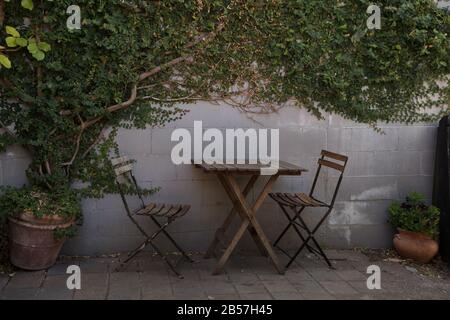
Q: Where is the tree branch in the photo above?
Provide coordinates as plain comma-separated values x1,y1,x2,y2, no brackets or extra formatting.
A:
62,20,226,129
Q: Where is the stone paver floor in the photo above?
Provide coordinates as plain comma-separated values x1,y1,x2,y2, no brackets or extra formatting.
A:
1,250,449,300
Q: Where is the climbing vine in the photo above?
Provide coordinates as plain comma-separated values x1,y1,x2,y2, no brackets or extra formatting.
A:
0,0,449,200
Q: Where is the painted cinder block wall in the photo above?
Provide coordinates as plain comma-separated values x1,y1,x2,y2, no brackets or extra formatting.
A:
0,102,437,256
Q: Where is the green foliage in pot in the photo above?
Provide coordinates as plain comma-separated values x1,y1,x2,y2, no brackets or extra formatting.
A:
0,185,81,242
388,192,440,239
0,185,81,221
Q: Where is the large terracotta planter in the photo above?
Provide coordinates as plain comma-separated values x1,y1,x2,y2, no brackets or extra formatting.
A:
393,229,439,263
8,215,73,271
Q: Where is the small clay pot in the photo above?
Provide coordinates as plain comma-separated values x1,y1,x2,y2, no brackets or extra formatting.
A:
393,229,439,263
17,211,72,226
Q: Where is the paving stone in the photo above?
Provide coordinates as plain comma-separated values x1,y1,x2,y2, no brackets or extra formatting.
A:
308,269,342,281
74,287,108,300
229,272,260,282
347,280,383,294
36,288,74,300
172,280,204,296
47,263,76,276
108,272,141,300
0,276,10,290
141,283,173,300
81,273,109,288
6,271,45,289
42,275,69,291
301,292,336,300
201,280,237,295
1,288,38,300
234,282,268,294
239,293,273,300
336,270,367,281
169,266,200,282
272,292,304,300
262,280,297,293
207,294,240,300
73,273,109,300
79,259,109,273
293,281,327,294
109,259,141,273
141,272,171,285
319,281,359,295
142,294,174,300
284,269,314,283
172,293,208,300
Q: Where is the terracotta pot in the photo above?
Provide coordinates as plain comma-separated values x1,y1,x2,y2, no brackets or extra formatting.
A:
18,211,71,226
393,229,439,263
8,216,73,271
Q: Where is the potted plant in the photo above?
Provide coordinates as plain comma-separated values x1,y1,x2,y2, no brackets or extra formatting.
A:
388,192,440,263
0,186,80,270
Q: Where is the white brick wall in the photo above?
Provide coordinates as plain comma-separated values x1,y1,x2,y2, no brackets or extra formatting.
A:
0,103,438,255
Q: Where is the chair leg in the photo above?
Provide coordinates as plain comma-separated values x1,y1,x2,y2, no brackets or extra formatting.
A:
273,204,304,246
148,240,184,279
290,209,334,269
115,240,148,272
151,216,194,263
273,205,314,254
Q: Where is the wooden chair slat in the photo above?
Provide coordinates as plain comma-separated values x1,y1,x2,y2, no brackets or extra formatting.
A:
295,193,327,207
318,159,345,172
166,205,183,218
111,156,130,166
149,204,166,215
115,164,133,176
136,203,157,215
279,193,301,206
284,193,304,206
321,150,348,162
156,204,174,217
176,205,191,219
272,193,297,207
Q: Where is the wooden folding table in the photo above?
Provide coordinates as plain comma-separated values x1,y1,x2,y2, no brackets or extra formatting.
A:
194,161,307,275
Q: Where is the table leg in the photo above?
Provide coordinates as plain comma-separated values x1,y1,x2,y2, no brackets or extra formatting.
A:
213,173,285,275
217,174,268,257
205,175,258,258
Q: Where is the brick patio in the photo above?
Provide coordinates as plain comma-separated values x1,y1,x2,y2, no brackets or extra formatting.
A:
1,250,449,300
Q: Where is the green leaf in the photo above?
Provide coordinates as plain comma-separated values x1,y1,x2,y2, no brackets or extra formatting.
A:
0,54,12,69
32,50,45,61
5,26,20,38
15,38,28,47
5,37,17,48
21,0,34,11
27,42,38,54
38,42,51,52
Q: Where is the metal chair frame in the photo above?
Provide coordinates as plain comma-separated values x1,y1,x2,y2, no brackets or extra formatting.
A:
269,150,348,269
112,156,193,278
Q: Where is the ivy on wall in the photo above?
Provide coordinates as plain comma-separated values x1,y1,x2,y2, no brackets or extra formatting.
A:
0,0,448,198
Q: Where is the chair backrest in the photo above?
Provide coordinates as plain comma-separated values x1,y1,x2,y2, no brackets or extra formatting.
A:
310,150,348,206
110,155,146,213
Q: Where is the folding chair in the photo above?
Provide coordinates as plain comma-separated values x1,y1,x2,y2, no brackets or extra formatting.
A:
269,150,348,269
111,156,193,278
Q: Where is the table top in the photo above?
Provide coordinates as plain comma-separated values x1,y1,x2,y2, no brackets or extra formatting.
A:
193,160,307,175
